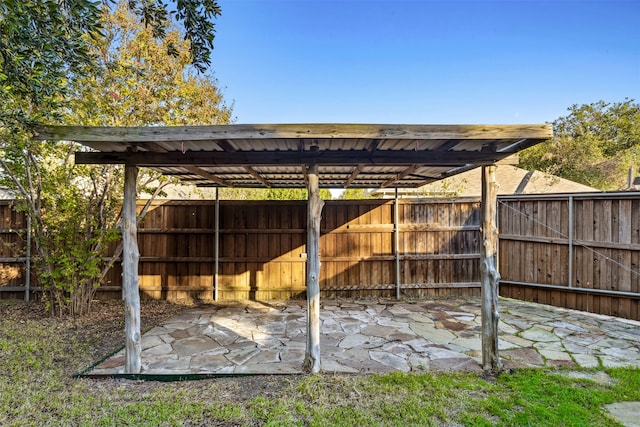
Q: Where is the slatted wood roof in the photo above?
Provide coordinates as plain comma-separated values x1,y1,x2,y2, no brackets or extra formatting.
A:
34,123,552,189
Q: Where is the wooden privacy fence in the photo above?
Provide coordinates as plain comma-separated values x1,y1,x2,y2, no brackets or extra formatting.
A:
499,192,640,320
2,194,639,320
0,198,482,300
101,198,483,300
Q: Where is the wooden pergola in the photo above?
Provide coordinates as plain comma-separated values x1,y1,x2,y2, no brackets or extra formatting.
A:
35,123,552,374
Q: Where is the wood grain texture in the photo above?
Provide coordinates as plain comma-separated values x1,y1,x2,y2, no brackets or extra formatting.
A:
35,123,553,143
122,166,141,374
304,165,323,374
480,166,501,372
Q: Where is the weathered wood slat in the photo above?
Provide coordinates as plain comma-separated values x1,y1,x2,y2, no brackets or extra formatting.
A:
480,166,501,372
122,166,141,374
36,123,553,143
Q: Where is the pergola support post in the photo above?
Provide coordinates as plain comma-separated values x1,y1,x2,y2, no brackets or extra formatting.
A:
480,165,501,372
123,165,142,374
304,164,324,373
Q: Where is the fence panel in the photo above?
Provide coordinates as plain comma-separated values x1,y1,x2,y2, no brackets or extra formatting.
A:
499,193,640,321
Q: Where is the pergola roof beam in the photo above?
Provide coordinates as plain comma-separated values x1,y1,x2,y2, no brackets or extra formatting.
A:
380,165,419,188
75,150,509,166
35,124,552,143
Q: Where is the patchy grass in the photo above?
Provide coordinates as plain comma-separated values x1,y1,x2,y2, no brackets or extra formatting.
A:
0,299,638,426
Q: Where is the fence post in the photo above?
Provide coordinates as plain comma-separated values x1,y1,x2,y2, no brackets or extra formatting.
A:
568,195,574,288
394,188,401,299
25,214,31,301
214,187,220,301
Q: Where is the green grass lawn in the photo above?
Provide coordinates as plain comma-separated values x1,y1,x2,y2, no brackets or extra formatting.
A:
1,299,638,426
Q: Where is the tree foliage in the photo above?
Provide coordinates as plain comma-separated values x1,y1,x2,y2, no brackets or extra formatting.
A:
519,100,640,190
0,0,220,126
0,2,230,316
219,188,332,201
339,188,375,200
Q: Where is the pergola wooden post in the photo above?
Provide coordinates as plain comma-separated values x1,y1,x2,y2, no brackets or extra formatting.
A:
123,165,142,373
480,165,501,372
304,163,324,373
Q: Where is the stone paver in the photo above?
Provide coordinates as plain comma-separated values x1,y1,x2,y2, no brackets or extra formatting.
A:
88,297,640,375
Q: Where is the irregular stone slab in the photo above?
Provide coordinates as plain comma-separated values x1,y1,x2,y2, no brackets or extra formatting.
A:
405,338,433,352
387,306,413,317
500,348,544,366
568,333,605,346
370,351,410,372
538,349,572,362
341,322,362,334
520,327,560,342
498,320,520,334
599,346,640,360
146,357,192,372
604,402,640,427
597,338,635,350
546,320,588,333
173,336,220,358
141,343,174,357
162,322,197,332
145,326,169,336
236,363,302,374
380,342,413,357
600,356,636,368
410,322,456,344
430,357,481,372
426,346,469,360
339,334,386,349
361,324,398,338
225,346,260,366
246,349,281,365
389,332,419,342
278,348,306,363
142,335,166,350
571,354,600,368
534,341,566,352
440,320,472,332
452,337,482,352
95,355,125,370
407,313,435,324
498,339,522,350
500,334,534,348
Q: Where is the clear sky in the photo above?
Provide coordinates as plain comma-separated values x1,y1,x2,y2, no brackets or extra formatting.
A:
211,0,639,124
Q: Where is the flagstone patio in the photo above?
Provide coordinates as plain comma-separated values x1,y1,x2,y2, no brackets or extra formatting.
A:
86,297,640,376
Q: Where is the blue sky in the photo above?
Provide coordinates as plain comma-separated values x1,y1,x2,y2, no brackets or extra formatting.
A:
211,0,639,124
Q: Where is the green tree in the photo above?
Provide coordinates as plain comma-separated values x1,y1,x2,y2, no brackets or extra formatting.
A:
219,188,332,200
519,100,640,190
0,0,220,123
0,3,231,315
339,188,375,200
